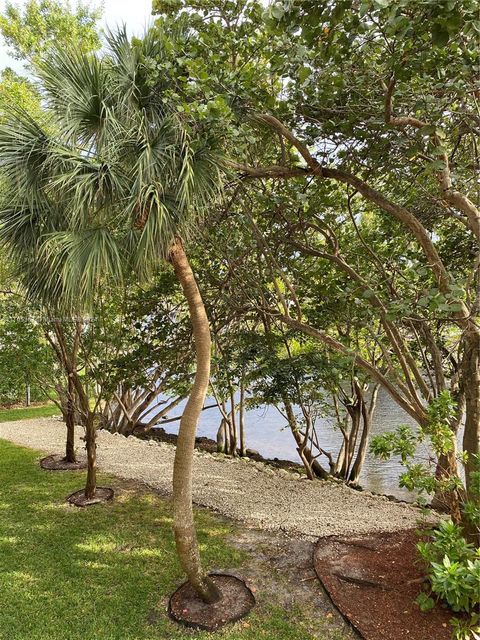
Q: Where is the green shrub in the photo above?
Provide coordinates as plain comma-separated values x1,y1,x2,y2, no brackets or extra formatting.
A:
416,520,480,639
371,392,480,639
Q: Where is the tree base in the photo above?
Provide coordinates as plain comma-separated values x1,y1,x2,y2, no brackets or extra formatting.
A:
40,454,87,471
168,574,255,631
66,487,114,507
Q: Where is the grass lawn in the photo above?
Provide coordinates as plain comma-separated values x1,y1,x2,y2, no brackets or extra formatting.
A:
0,403,61,423
0,439,333,640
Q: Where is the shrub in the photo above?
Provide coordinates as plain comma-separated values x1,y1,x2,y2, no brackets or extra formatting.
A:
417,520,480,639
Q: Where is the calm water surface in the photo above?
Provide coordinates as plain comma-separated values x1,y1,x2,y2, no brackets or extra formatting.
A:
146,389,440,500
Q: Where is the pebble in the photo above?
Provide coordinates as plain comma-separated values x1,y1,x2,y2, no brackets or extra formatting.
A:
0,417,437,539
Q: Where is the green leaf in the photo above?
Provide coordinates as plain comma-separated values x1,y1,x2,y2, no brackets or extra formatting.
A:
431,146,447,156
432,23,449,47
271,4,285,20
419,124,437,136
298,66,311,85
415,592,435,612
429,160,447,171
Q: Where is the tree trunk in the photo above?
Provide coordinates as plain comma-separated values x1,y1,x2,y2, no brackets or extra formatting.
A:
65,374,77,464
460,328,480,542
344,401,361,478
239,374,246,457
84,412,97,499
349,384,379,485
462,329,480,493
216,419,226,453
169,238,221,604
71,369,97,500
283,398,329,479
431,390,464,521
220,404,231,454
229,390,237,456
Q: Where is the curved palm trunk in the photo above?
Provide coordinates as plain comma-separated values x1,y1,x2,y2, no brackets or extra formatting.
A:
169,238,221,604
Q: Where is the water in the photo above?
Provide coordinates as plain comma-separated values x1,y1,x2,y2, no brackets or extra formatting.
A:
145,388,439,500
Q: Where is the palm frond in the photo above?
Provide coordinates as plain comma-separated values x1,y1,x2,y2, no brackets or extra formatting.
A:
0,107,52,199
37,228,124,309
36,46,108,144
0,26,224,313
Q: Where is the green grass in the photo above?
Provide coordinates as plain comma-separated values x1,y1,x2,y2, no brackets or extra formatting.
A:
0,439,326,640
0,403,61,422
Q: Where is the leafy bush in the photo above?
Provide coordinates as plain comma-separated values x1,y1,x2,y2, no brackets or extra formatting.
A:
371,392,480,639
417,520,480,639
417,520,480,612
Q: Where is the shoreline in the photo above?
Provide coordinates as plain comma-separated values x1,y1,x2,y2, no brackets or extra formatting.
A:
0,417,432,538
136,425,415,507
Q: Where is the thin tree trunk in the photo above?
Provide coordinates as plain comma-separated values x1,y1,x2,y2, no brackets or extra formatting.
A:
216,418,226,453
461,329,480,542
345,400,361,477
65,374,77,463
283,398,329,479
229,389,237,456
71,369,97,500
221,405,231,454
432,389,464,520
84,412,96,499
349,384,379,485
169,238,221,604
239,373,246,457
462,329,480,493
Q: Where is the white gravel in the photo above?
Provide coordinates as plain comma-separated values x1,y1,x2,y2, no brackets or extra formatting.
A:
0,417,434,538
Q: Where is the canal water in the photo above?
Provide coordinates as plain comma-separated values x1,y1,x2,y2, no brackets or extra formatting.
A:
146,388,438,500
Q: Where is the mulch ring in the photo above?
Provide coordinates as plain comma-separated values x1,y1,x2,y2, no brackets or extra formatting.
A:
40,454,87,471
168,573,255,631
313,528,460,640
66,487,114,507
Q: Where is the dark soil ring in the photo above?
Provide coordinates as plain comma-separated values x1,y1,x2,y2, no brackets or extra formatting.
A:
168,573,255,631
40,454,87,471
66,487,114,507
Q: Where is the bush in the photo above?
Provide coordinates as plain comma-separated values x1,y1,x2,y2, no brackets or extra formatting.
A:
371,393,480,639
417,520,480,639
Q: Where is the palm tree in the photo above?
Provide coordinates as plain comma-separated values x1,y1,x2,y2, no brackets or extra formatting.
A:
0,28,226,604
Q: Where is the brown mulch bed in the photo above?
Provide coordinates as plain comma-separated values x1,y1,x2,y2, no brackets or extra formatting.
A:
40,454,87,471
66,486,114,507
313,529,456,640
168,574,255,631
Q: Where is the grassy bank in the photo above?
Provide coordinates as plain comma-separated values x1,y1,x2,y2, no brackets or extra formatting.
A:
0,403,61,423
0,439,343,640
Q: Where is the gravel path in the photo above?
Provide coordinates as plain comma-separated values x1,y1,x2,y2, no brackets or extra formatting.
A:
0,417,432,538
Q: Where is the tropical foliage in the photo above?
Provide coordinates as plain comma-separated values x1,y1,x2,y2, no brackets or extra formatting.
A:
0,0,478,636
